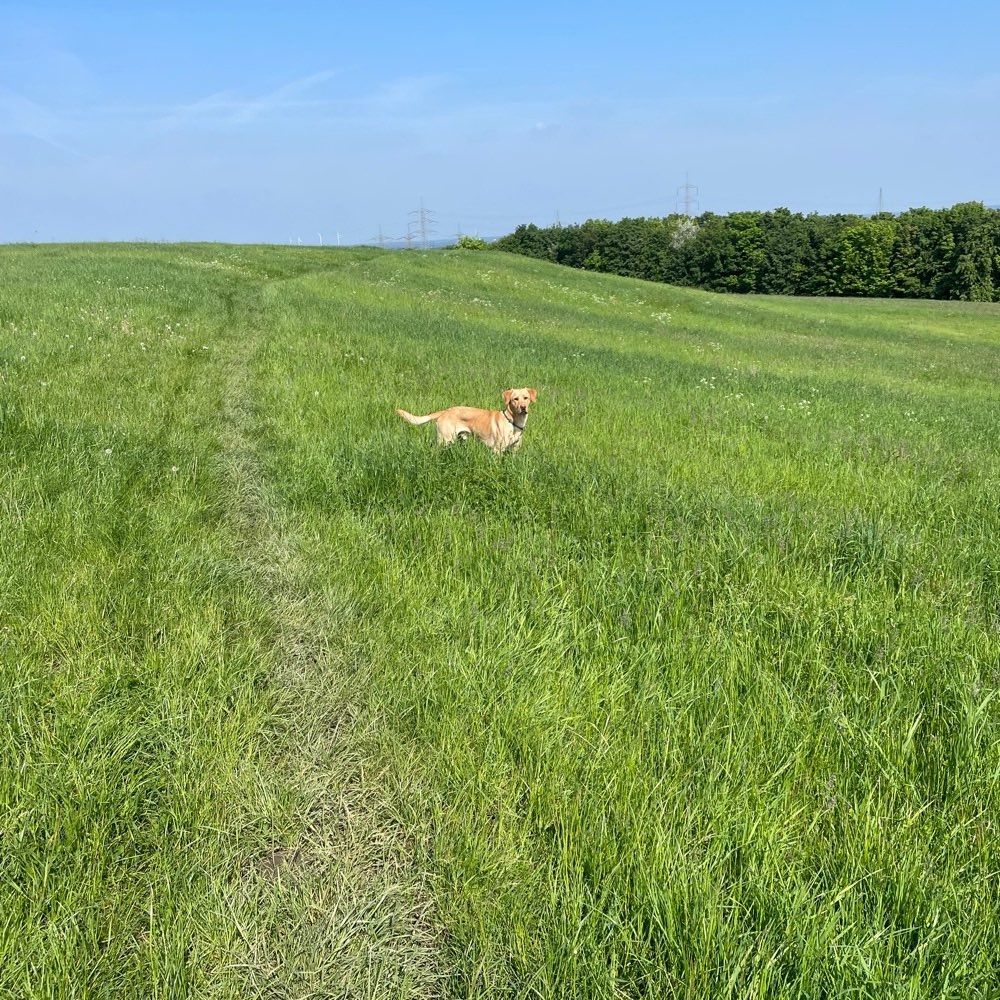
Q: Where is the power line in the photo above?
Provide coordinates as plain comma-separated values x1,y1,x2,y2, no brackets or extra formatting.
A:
409,197,437,249
399,222,418,248
676,173,699,216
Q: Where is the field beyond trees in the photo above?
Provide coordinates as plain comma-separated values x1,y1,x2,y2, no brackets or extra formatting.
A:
1,242,999,998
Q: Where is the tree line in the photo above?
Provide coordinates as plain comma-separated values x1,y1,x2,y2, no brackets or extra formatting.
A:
492,202,1000,301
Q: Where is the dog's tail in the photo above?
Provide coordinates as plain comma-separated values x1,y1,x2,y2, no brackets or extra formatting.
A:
395,407,437,426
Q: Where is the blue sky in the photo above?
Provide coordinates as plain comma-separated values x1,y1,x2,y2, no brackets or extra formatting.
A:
2,1,998,244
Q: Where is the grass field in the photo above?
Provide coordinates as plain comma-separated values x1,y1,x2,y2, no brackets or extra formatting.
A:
1,242,999,998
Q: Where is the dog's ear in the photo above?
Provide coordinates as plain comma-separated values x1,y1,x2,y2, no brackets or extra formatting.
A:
502,389,513,405
528,388,537,402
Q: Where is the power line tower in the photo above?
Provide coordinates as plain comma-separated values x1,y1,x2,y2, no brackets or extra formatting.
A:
409,197,437,249
400,222,418,249
676,173,699,216
370,224,388,248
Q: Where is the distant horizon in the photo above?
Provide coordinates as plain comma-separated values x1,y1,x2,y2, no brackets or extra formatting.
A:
4,196,998,250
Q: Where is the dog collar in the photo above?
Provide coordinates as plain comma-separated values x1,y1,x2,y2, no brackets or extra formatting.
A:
503,411,526,432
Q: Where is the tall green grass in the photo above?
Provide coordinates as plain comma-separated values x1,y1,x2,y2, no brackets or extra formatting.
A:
2,242,998,997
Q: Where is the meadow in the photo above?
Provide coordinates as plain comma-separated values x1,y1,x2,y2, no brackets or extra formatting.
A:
1,242,998,998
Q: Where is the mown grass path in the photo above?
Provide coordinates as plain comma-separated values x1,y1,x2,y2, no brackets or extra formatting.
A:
2,242,999,998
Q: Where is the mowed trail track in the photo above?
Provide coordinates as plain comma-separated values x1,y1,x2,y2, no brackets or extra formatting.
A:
210,322,445,997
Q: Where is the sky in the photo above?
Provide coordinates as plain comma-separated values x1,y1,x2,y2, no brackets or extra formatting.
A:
2,1,999,245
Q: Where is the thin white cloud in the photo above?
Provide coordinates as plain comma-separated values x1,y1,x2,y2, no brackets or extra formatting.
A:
368,75,449,109
145,71,461,136
153,89,242,131
0,87,94,159
232,68,342,123
153,69,342,131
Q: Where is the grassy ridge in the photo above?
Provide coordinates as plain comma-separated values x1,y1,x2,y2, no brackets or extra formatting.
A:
2,242,999,997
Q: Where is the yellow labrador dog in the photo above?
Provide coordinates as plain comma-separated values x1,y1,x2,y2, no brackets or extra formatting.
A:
395,387,537,453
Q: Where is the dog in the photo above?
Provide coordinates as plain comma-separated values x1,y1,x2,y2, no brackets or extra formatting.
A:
395,387,537,453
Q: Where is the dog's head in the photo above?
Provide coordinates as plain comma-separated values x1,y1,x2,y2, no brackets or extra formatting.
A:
502,387,536,416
